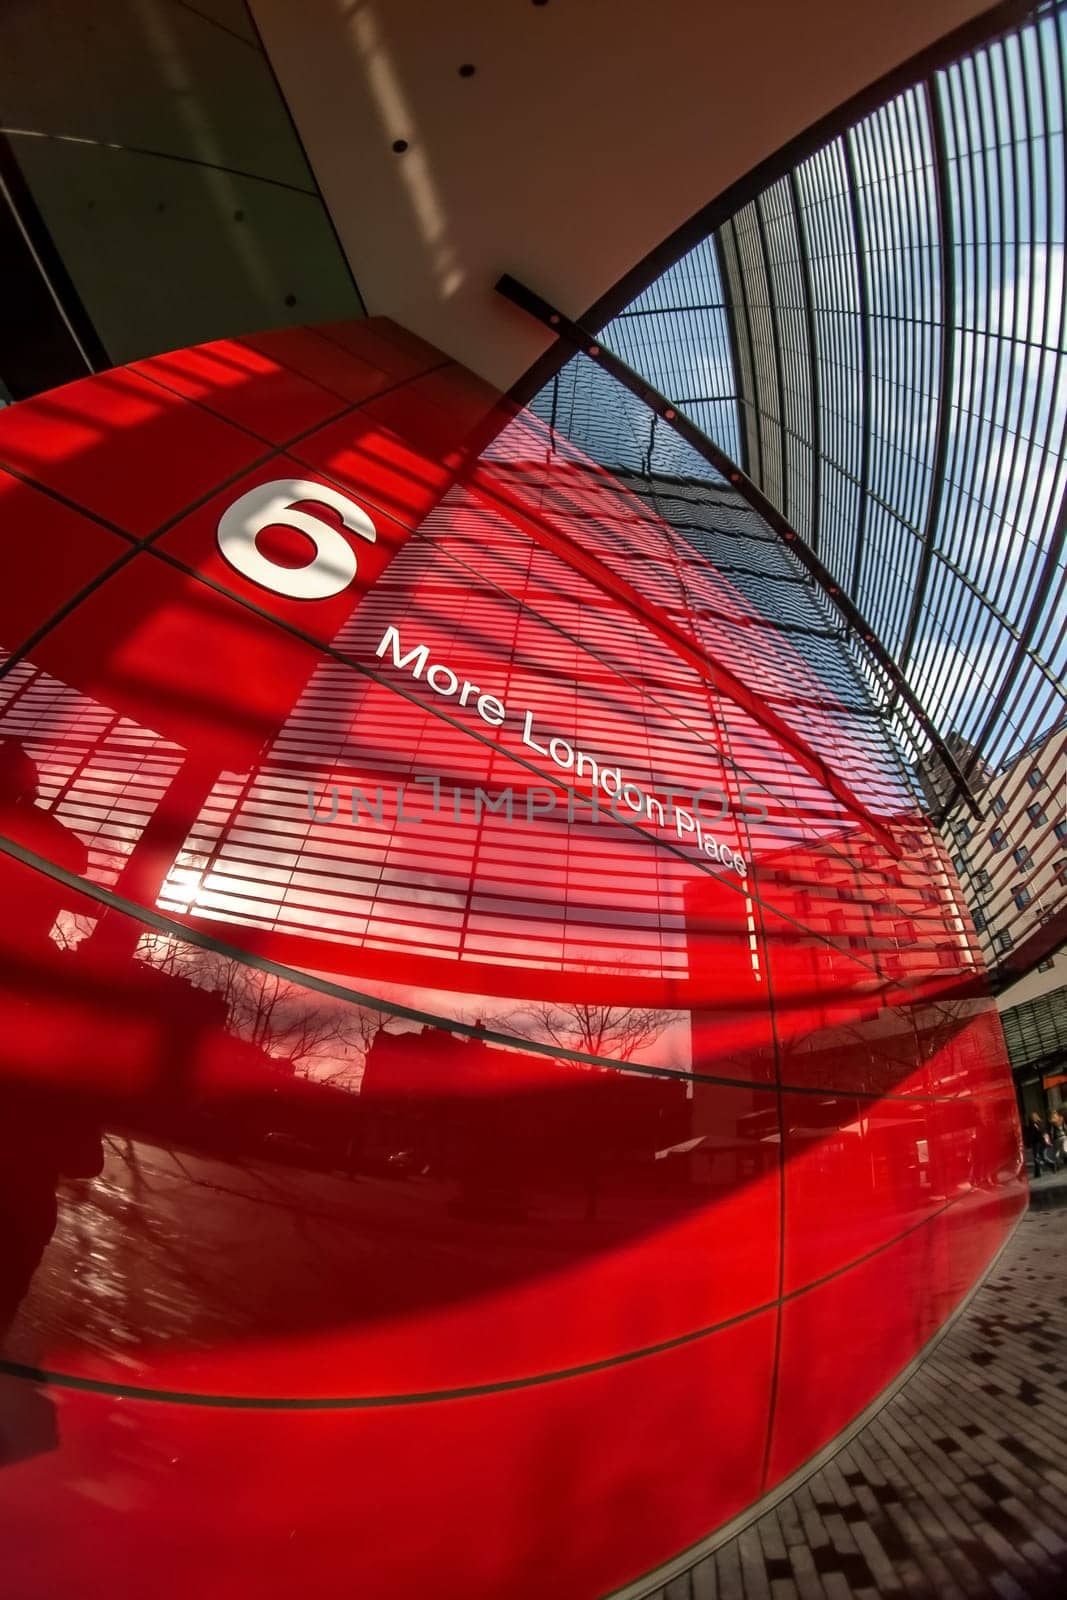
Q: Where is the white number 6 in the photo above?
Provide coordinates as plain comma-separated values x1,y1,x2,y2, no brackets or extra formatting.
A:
216,478,377,600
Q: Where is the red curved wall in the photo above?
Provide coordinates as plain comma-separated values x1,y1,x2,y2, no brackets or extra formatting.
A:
0,318,1026,1599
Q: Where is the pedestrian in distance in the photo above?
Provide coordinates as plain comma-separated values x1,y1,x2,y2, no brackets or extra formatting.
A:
1025,1111,1057,1179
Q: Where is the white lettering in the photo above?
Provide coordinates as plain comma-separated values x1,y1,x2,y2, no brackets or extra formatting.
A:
478,693,505,728
427,662,459,697
217,478,375,600
376,624,429,676
522,710,550,756
575,750,600,786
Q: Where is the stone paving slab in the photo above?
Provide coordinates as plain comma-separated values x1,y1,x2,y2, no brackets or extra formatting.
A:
641,1212,1067,1600
1025,1167,1067,1212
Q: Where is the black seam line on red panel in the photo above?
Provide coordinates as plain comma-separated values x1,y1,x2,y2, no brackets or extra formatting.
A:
130,346,432,460
735,740,786,1498
473,449,898,859
135,538,908,985
130,353,451,502
133,349,452,449
60,352,886,936
0,444,279,681
0,128,322,200
130,359,877,880
1,376,894,953
310,320,442,375
0,456,139,546
600,1206,1026,1600
0,356,441,680
0,547,146,681
0,368,957,970
494,274,981,822
0,827,979,1108
0,1193,981,1409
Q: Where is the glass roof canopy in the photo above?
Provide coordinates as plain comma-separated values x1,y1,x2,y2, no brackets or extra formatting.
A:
587,0,1066,817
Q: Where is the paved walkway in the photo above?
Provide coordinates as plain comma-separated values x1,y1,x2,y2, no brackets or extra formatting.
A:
1026,1164,1067,1211
644,1209,1067,1600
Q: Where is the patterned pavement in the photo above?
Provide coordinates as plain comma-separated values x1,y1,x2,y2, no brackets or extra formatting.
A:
642,1208,1067,1600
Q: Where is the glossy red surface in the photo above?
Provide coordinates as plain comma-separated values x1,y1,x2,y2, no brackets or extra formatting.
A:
0,318,1026,1599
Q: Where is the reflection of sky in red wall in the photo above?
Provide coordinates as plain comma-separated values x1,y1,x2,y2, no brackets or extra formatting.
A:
0,318,1025,1600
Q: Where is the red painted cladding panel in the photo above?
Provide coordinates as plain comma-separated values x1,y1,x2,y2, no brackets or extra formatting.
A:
0,317,1026,1600
0,1312,775,1600
0,366,264,537
0,469,129,652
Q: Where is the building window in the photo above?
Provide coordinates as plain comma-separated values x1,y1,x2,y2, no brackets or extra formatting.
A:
1027,802,1047,825
990,827,1005,849
1013,844,1033,870
955,819,972,843
1038,958,1054,972
973,909,987,932
991,795,1007,816
952,853,967,877
1058,861,1067,886
1013,885,1031,910
1027,767,1045,789
1055,821,1067,842
992,930,1014,955
975,867,992,890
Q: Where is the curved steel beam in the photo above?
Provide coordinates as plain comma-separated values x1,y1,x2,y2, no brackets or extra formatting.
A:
495,272,980,826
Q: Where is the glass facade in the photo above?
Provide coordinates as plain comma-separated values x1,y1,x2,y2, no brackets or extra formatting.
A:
0,317,1025,1600
601,2,1067,812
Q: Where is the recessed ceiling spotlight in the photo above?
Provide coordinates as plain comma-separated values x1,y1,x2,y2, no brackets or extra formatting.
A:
458,63,476,77
392,139,409,154
587,344,600,357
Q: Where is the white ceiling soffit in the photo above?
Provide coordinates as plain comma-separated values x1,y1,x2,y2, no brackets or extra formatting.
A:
250,0,993,391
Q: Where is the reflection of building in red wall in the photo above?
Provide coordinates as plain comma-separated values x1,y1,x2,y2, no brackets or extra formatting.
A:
0,320,1025,1600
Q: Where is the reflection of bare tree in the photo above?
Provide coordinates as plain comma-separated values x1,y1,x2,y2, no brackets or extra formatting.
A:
500,997,678,1063
134,935,387,1086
